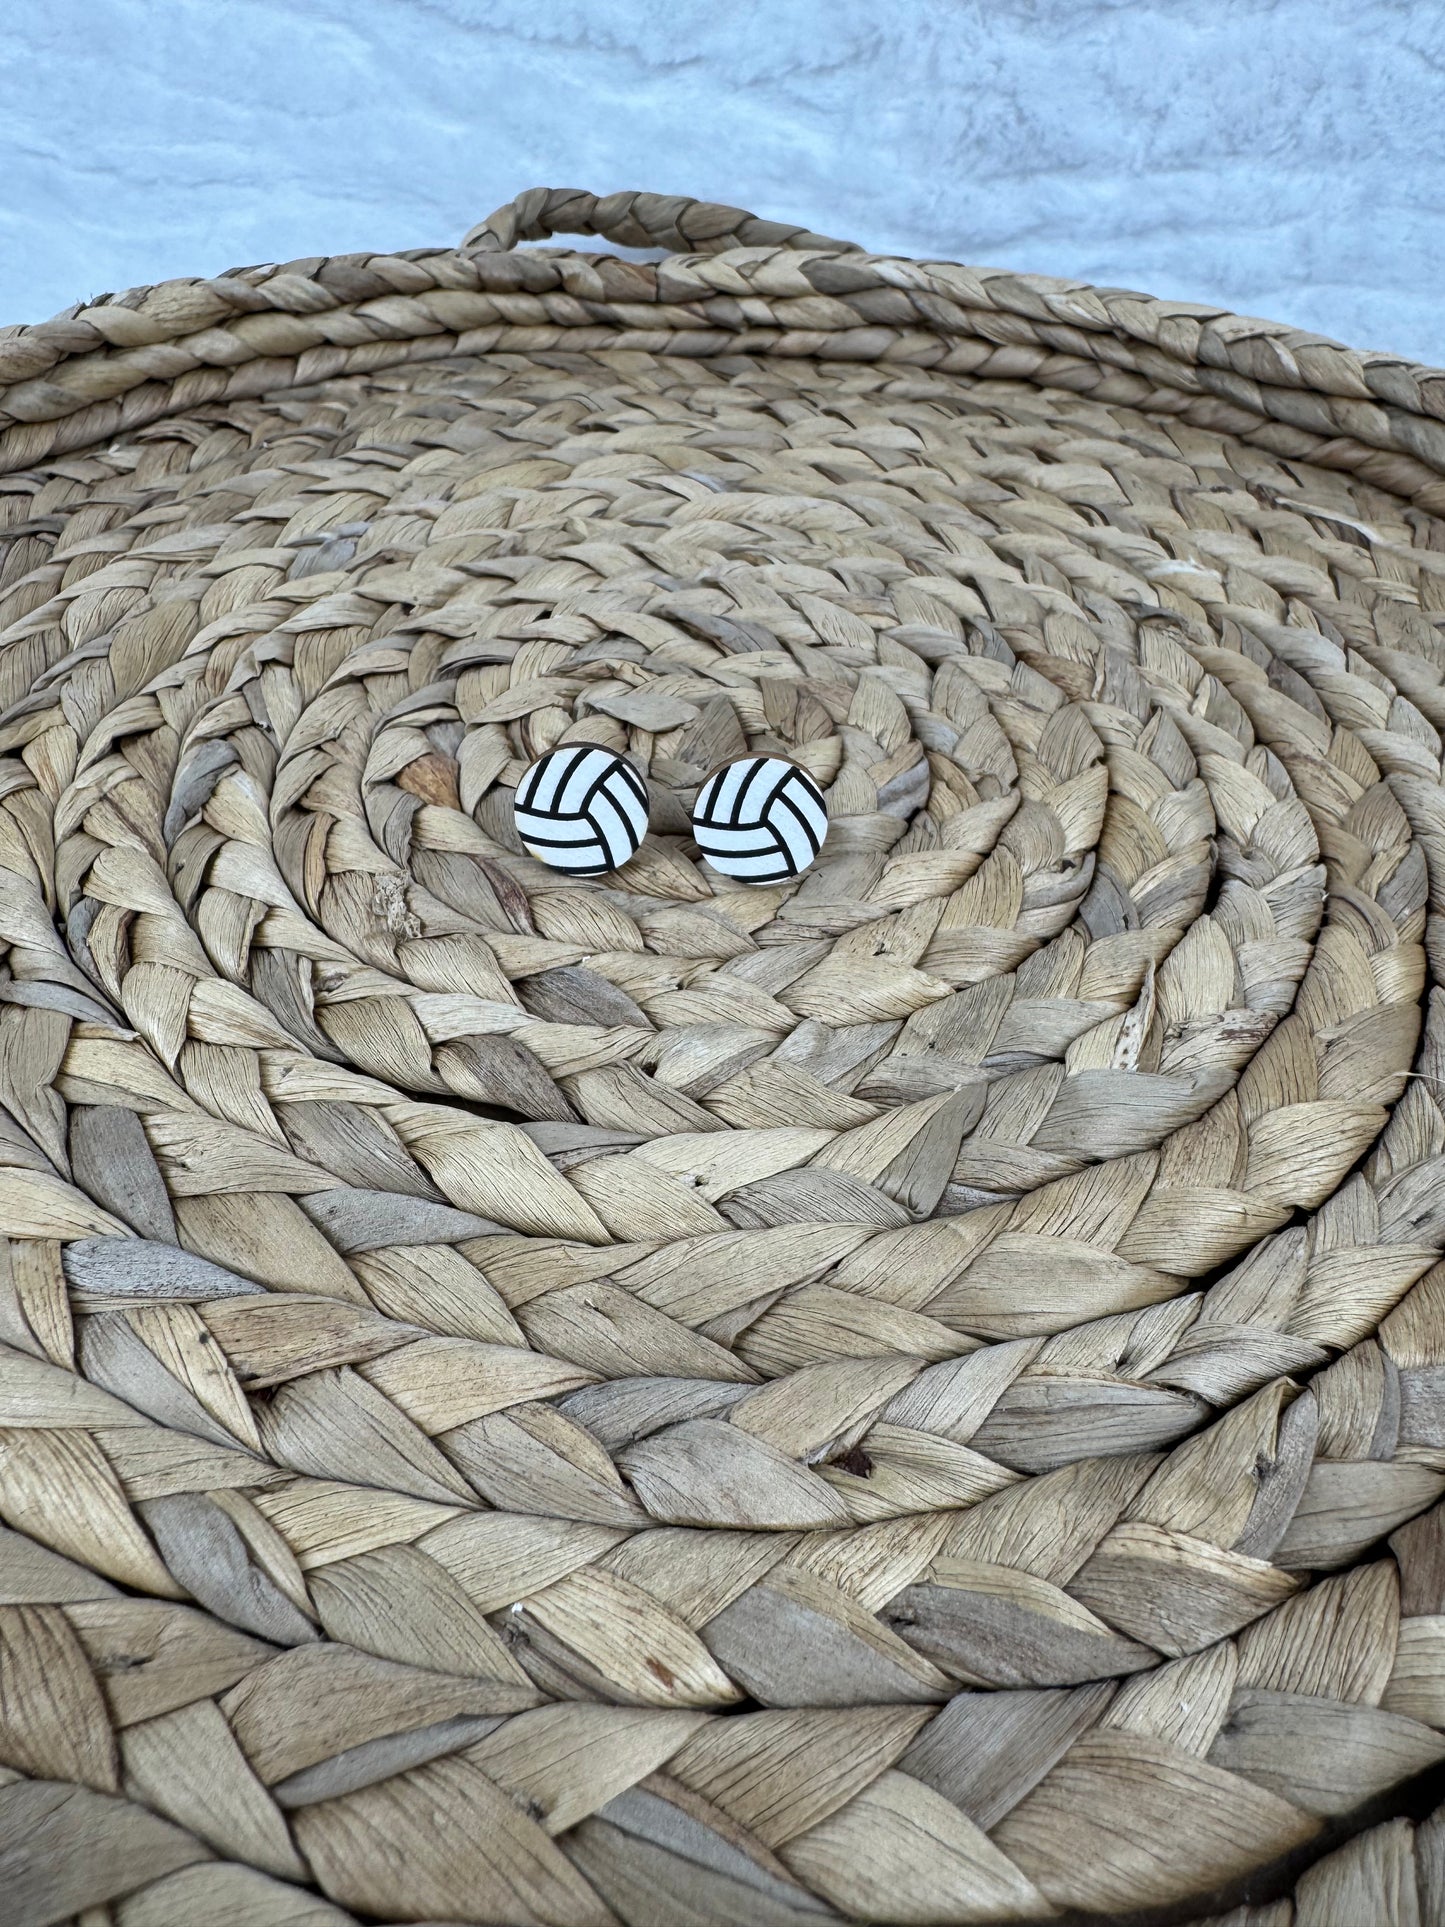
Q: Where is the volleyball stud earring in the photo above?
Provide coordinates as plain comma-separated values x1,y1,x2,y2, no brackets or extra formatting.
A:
513,744,649,875
691,754,828,883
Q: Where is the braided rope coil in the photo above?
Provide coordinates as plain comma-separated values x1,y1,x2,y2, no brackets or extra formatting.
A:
2,188,1445,1925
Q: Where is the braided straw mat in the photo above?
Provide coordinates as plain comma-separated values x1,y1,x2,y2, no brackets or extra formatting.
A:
7,183,1445,1927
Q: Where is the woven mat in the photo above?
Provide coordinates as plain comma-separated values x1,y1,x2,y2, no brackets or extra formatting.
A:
3,186,1445,1926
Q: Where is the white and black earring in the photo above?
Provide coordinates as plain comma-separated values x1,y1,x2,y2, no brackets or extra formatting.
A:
691,755,828,883
514,745,649,875
514,744,828,884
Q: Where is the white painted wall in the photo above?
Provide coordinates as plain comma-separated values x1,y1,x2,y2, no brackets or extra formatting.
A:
5,0,1443,363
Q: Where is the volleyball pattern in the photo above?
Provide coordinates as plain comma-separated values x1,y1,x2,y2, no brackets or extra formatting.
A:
691,754,829,882
513,745,649,874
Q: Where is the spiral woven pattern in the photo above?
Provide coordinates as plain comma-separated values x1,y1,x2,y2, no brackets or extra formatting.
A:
4,186,1445,1926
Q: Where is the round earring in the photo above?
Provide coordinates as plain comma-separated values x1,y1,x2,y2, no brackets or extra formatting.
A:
691,754,828,883
514,744,649,875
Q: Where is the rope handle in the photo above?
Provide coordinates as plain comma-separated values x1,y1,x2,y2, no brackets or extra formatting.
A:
462,186,862,258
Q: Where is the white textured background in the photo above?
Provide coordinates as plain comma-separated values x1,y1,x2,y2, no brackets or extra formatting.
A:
6,0,1444,363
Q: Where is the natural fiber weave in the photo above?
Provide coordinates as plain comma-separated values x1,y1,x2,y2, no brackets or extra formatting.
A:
3,184,1445,1925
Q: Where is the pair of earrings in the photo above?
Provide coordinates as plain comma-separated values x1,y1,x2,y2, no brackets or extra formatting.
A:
514,745,828,884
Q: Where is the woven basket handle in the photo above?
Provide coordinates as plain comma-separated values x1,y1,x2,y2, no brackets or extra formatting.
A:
462,186,862,258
